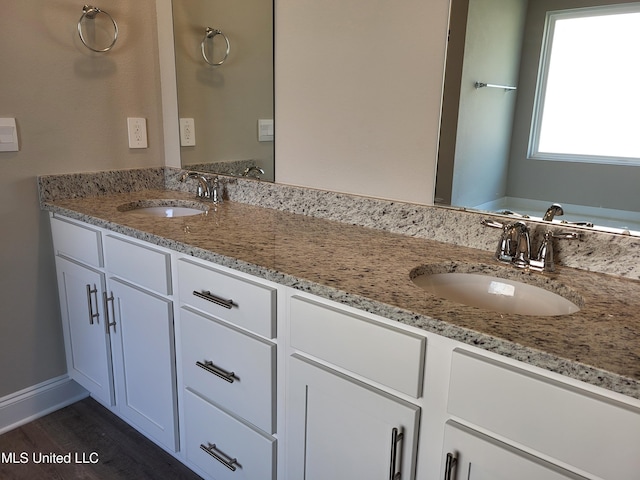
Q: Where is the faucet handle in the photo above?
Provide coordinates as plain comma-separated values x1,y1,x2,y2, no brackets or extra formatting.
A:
481,219,506,229
551,231,582,240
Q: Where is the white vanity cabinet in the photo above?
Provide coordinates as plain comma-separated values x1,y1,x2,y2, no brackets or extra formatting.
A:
52,217,114,407
286,294,426,480
49,212,640,480
50,215,179,452
176,257,277,480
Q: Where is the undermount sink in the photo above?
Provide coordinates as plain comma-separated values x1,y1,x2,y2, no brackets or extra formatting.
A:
117,200,209,218
411,265,582,317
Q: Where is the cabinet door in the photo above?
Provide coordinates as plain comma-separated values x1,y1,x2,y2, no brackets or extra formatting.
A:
441,422,587,480
108,278,178,451
55,256,114,406
287,355,420,480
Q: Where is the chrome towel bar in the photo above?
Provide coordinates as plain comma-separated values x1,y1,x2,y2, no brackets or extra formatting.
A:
474,81,517,91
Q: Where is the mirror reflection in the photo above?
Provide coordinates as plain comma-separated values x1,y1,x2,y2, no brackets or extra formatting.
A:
172,0,274,181
436,0,640,235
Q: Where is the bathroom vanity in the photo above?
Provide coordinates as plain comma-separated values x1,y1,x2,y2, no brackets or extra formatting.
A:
41,172,640,480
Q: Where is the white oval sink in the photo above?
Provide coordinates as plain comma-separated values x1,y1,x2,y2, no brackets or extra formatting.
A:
118,200,208,218
412,271,581,317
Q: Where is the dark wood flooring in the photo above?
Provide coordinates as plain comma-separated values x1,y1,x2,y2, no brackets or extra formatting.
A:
0,397,202,479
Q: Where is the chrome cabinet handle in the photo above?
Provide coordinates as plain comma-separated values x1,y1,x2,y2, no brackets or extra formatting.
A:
86,284,99,325
200,442,238,471
389,427,404,480
193,290,235,309
196,360,237,383
444,452,458,480
103,292,117,334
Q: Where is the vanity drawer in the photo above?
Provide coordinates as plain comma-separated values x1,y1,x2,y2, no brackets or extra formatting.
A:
104,235,171,294
448,348,640,480
184,389,276,480
50,216,102,267
289,295,426,398
180,308,276,433
178,258,276,338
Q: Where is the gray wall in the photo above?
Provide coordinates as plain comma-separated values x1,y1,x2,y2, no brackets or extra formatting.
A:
443,0,527,207
0,0,165,398
507,0,640,211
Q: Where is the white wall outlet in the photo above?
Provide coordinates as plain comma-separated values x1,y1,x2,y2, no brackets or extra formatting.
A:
258,119,274,142
127,117,148,149
179,118,196,146
0,118,19,152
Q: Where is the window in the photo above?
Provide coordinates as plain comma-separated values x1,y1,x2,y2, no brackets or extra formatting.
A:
529,4,640,164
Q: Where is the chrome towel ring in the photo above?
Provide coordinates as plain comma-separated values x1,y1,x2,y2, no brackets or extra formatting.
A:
77,5,118,53
201,27,230,66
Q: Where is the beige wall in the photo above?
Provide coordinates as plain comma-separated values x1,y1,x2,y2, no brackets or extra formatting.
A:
274,0,450,204
0,1,165,398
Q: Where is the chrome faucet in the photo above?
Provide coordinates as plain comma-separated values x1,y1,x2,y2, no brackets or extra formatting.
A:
179,172,223,203
542,203,594,228
241,166,265,179
483,219,580,272
484,220,531,267
543,203,564,221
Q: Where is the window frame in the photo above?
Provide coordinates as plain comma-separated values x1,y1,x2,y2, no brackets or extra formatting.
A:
528,3,640,166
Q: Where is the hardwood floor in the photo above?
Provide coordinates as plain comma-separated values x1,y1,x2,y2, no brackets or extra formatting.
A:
0,397,202,479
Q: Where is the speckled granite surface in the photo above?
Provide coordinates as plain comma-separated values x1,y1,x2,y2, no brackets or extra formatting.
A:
38,169,640,401
38,167,640,279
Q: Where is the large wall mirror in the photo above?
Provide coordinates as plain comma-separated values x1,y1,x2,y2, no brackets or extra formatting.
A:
435,0,640,235
171,0,274,180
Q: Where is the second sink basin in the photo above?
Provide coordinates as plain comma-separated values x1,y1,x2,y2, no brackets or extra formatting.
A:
411,265,582,317
118,200,209,218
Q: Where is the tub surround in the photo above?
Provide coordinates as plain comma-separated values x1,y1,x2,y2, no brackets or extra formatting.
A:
38,167,640,399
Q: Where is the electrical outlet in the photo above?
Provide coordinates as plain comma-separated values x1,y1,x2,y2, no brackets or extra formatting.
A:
179,118,196,146
127,117,148,149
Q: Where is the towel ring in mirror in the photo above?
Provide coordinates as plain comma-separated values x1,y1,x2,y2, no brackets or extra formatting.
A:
201,27,230,66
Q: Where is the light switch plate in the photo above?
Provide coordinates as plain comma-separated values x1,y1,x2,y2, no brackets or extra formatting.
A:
0,118,19,152
258,119,274,142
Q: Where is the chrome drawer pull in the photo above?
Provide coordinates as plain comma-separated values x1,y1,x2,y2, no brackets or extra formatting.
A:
200,442,238,471
193,290,235,309
389,427,404,480
444,452,457,480
86,284,99,325
196,360,237,383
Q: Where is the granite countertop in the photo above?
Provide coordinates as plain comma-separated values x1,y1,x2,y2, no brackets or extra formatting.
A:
42,189,640,400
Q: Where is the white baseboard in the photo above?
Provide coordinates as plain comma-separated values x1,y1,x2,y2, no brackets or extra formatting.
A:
0,375,88,435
